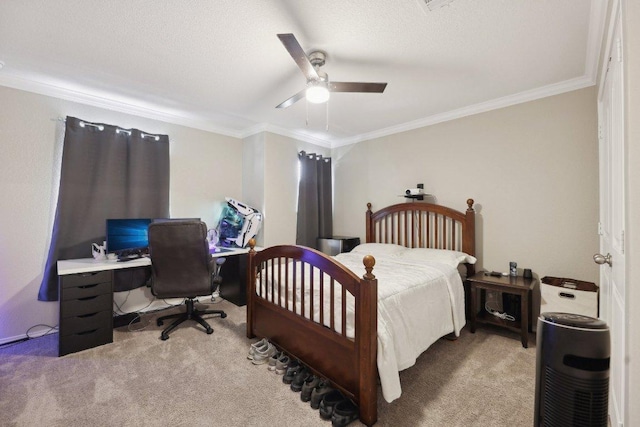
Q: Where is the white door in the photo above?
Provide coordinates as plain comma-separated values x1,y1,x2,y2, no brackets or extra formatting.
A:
597,3,626,426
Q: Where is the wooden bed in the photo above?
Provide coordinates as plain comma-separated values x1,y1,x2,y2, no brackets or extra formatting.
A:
246,199,475,426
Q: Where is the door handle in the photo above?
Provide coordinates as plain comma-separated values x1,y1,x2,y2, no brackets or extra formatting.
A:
593,253,613,267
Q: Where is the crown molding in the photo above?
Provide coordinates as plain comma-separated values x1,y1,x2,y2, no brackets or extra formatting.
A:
1,27,601,153
0,72,245,139
0,70,596,151
241,123,333,148
331,75,596,148
0,70,337,148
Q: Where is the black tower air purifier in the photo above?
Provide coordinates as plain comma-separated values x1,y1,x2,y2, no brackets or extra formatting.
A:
534,312,610,427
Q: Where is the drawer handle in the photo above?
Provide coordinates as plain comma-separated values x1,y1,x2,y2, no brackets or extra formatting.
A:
78,296,98,301
79,284,99,289
76,329,98,336
78,313,98,319
80,272,100,277
559,292,575,299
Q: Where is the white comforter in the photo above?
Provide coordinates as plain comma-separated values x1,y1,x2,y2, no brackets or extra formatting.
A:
256,253,466,403
334,252,466,402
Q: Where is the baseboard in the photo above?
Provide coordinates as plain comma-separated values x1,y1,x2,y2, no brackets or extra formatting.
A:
113,313,141,329
0,328,58,346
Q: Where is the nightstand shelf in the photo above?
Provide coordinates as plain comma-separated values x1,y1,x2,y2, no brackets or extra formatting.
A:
466,272,536,348
475,309,523,333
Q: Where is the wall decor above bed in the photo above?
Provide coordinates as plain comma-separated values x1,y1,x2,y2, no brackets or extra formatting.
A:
246,199,475,426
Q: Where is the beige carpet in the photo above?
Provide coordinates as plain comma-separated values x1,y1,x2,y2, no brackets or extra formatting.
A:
0,300,536,426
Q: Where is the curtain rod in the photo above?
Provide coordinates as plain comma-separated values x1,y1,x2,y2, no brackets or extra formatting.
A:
50,117,102,129
50,116,161,140
51,117,102,130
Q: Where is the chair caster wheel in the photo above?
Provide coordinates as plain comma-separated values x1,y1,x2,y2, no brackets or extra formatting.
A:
206,328,214,334
221,313,227,318
157,320,164,326
160,334,169,341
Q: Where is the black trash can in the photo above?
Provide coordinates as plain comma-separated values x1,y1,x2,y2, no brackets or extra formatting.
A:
534,312,610,427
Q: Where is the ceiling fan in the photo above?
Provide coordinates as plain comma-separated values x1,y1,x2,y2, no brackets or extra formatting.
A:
275,33,388,109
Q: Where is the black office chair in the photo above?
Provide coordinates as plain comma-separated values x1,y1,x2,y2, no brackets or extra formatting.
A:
148,220,227,340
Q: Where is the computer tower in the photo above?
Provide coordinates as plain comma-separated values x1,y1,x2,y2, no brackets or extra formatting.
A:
218,253,248,306
317,236,360,256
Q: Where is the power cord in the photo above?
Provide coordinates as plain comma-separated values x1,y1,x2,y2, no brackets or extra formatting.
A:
0,324,59,349
26,324,59,338
485,302,516,321
113,295,186,332
484,290,515,322
112,290,158,316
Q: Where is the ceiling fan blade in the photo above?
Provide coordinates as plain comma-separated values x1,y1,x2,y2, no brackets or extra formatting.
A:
276,88,307,109
330,82,388,93
277,33,319,81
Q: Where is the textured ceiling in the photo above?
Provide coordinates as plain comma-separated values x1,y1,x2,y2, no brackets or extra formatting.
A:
0,0,606,147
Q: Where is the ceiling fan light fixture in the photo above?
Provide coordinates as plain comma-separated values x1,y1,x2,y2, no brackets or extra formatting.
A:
275,34,386,109
306,81,330,104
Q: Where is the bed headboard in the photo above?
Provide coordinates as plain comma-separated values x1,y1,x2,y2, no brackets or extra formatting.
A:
366,199,476,274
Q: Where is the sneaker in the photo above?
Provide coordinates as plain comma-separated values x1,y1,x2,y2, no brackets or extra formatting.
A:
248,341,269,361
310,379,333,409
252,342,278,365
267,351,283,371
282,360,302,384
247,338,268,360
290,367,311,392
319,389,347,420
300,375,320,402
331,400,359,426
275,355,290,375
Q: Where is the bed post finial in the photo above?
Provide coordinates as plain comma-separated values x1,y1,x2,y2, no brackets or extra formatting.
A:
366,203,373,244
248,239,256,252
363,255,376,280
466,198,474,211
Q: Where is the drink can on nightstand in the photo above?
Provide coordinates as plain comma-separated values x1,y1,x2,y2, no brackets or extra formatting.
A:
509,262,517,277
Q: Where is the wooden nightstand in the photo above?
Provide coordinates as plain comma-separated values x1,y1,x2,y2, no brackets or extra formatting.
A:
466,272,536,348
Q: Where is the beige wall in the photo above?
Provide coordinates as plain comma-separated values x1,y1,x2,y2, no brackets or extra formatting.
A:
0,85,243,342
242,132,266,246
245,132,330,247
333,87,599,316
169,126,243,229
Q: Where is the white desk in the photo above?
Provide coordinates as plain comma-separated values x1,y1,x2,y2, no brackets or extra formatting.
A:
56,246,259,356
57,256,151,275
57,246,256,275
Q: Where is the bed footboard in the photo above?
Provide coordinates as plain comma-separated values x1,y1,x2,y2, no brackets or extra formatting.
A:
246,241,378,426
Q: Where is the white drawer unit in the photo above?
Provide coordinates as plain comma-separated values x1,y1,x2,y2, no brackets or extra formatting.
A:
540,276,598,318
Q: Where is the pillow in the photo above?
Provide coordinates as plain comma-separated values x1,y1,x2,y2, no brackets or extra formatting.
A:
400,248,477,268
349,243,408,258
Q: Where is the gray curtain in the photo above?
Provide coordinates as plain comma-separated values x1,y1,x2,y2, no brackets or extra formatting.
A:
38,116,170,301
296,151,332,248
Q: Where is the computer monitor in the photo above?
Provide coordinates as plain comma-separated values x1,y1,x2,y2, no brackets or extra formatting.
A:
106,218,152,255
